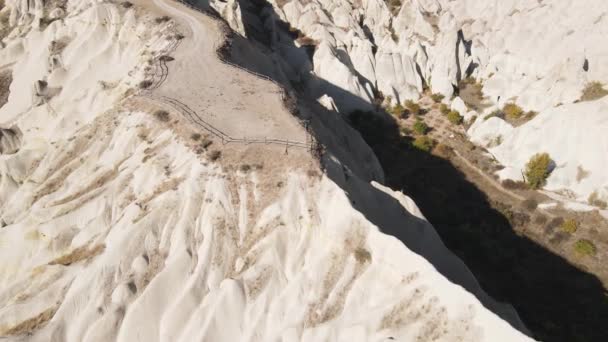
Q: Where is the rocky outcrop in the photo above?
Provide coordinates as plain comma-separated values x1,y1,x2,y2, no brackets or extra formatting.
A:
215,0,608,206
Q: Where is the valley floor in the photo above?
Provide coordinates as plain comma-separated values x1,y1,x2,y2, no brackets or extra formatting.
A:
350,96,608,341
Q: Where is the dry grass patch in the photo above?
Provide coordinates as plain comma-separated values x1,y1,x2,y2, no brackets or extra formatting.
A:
0,307,58,336
49,244,105,266
580,81,608,101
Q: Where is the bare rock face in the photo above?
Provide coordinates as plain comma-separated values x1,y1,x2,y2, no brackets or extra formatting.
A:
0,0,537,340
216,0,608,207
0,127,21,155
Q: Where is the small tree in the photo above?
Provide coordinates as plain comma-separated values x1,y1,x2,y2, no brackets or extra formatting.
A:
412,119,429,135
447,110,463,125
524,153,552,189
412,136,435,152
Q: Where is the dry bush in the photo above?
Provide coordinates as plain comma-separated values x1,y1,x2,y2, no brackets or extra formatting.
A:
208,150,221,161
154,110,170,122
200,138,213,149
412,136,435,152
447,110,463,125
503,103,524,119
155,16,171,24
139,80,153,89
404,100,420,115
190,133,201,141
121,1,133,8
354,247,372,263
431,93,444,103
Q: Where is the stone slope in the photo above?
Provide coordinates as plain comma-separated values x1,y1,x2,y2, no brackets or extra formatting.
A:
218,0,608,208
0,0,534,341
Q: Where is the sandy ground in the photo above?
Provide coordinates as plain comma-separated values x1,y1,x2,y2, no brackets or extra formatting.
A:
136,0,308,144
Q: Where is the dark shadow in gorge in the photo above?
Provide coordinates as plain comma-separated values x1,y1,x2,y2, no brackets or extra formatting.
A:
184,1,608,341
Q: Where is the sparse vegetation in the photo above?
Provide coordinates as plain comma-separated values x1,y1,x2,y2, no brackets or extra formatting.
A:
447,110,463,125
155,16,171,24
560,219,578,234
439,103,450,115
190,133,201,141
488,135,503,147
574,239,597,257
580,81,608,101
524,153,553,189
503,103,524,119
388,103,405,117
412,119,429,135
404,100,420,115
412,136,435,152
239,164,251,172
484,109,503,121
154,110,170,122
354,247,372,263
208,150,221,161
431,93,444,103
121,1,133,8
139,80,153,89
588,191,608,209
200,138,213,149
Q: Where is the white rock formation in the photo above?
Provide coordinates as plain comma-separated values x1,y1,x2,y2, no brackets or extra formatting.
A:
474,98,608,203
218,0,608,204
0,0,536,340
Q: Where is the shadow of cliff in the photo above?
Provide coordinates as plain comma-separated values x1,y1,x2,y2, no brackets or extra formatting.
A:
185,1,608,341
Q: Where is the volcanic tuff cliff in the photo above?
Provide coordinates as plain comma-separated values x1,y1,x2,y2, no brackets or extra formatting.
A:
0,0,537,341
215,0,608,209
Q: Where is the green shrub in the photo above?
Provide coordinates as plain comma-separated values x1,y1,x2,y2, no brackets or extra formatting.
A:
412,119,429,135
581,81,608,101
560,219,578,234
447,110,463,125
412,136,435,152
388,103,405,117
404,100,420,115
524,153,552,189
503,103,523,119
431,93,444,103
574,239,597,257
439,103,450,115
